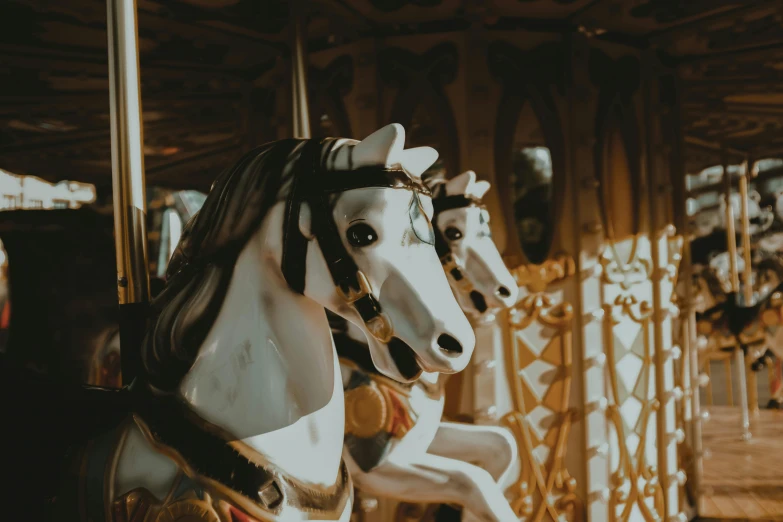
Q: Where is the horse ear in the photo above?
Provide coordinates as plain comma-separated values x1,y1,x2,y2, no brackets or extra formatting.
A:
445,170,476,195
350,123,406,168
299,202,314,239
399,146,438,178
470,180,491,199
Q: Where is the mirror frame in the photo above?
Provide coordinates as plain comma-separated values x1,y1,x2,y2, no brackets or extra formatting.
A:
490,41,566,266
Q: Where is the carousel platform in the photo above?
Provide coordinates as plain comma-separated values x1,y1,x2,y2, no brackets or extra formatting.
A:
699,406,783,520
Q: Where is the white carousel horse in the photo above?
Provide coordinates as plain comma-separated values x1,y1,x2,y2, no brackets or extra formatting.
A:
56,124,477,522
719,191,774,236
332,171,521,522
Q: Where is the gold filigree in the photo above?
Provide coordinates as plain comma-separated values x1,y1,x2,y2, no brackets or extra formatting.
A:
603,300,663,522
503,254,580,521
511,254,576,293
600,244,652,290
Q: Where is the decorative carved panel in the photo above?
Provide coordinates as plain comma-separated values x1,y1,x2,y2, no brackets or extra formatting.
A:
378,43,460,176
503,255,582,522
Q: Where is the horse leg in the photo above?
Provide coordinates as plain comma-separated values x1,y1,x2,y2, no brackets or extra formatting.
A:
346,452,518,522
427,421,520,491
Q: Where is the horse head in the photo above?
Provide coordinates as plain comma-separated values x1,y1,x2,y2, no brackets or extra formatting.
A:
426,170,518,317
296,124,475,382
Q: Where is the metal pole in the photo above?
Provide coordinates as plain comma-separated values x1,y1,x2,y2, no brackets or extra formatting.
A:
721,151,739,293
290,0,311,139
735,347,752,441
107,0,150,384
740,158,760,416
738,159,753,306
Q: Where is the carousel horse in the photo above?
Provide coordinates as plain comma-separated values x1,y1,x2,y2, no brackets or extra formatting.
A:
331,170,521,522
690,247,783,408
23,124,478,522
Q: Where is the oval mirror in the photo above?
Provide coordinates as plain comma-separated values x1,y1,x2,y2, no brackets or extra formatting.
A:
509,102,554,265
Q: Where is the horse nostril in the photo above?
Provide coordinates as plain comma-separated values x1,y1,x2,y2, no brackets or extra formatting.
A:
497,286,511,298
437,334,463,355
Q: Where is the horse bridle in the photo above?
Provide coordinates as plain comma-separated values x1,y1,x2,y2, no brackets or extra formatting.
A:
431,188,487,309
282,138,432,343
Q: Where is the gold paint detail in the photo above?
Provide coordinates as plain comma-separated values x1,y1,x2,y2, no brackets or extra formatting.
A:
155,497,221,522
345,385,387,438
503,255,581,521
341,359,421,440
602,263,664,521
336,271,393,342
511,254,575,294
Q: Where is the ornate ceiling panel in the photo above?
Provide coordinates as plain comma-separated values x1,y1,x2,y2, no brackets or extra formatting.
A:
1,0,783,186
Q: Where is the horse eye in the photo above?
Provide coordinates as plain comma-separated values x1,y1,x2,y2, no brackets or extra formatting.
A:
346,223,378,247
445,227,463,241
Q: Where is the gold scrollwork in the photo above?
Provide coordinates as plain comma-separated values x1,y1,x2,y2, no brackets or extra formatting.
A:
603,295,664,522
511,254,576,293
600,244,652,290
503,255,581,522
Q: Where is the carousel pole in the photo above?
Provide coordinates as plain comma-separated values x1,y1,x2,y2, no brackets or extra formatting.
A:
722,151,739,295
290,0,311,139
739,158,760,417
106,0,151,384
722,149,751,440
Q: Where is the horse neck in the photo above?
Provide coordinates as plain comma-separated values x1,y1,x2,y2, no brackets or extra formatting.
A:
179,222,338,441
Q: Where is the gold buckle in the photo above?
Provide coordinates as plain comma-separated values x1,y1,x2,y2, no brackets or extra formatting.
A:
336,271,394,342
337,271,373,304
367,313,393,343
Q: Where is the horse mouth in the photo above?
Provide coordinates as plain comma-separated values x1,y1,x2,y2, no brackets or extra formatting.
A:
469,290,488,313
388,337,423,381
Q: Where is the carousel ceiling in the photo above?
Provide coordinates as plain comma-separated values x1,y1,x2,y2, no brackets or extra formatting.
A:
1,0,783,188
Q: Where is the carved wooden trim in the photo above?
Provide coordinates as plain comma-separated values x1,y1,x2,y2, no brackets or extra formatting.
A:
503,254,582,521
378,43,460,176
591,49,643,249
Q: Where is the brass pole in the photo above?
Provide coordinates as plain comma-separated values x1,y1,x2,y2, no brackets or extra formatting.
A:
290,0,311,139
107,0,150,383
738,159,753,306
740,158,760,416
721,151,739,293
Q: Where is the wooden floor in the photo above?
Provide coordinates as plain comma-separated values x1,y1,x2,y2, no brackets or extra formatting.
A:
700,405,783,520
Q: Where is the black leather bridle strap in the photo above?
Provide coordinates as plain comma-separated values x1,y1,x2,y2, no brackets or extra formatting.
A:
281,141,318,295
281,139,432,335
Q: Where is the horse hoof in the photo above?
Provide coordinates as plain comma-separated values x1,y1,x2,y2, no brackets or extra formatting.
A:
767,399,781,409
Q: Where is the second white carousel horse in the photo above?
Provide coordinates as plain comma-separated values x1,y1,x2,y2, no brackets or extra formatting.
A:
331,171,521,522
55,124,477,522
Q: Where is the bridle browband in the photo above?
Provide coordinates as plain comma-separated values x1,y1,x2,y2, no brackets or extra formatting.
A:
431,190,485,302
282,138,431,343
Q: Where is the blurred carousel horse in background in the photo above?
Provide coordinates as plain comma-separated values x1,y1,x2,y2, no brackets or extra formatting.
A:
330,170,522,522
689,245,783,409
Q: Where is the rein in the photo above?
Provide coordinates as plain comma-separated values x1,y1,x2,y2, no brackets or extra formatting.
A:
282,138,431,343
